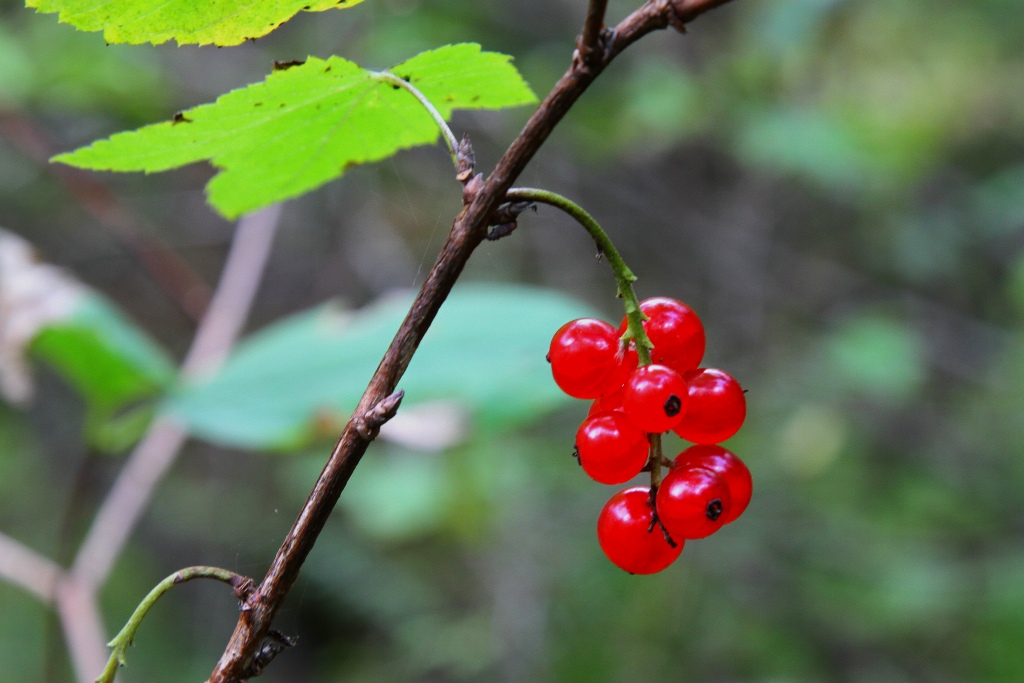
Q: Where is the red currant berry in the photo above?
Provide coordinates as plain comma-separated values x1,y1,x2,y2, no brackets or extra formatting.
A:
656,466,732,539
549,319,638,399
672,445,752,524
597,486,684,574
588,386,625,417
575,412,649,485
672,368,746,444
622,364,689,433
619,297,706,374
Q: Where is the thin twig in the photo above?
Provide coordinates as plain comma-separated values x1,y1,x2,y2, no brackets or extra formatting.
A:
96,566,254,683
578,0,611,64
54,575,109,683
0,532,63,602
207,1,734,680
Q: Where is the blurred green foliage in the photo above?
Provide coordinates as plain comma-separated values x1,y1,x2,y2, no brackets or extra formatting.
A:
1,0,1023,681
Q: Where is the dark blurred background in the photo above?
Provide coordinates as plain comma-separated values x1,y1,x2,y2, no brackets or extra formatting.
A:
2,0,1024,681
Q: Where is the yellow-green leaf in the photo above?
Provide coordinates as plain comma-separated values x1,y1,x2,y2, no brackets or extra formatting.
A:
54,44,536,218
26,0,364,47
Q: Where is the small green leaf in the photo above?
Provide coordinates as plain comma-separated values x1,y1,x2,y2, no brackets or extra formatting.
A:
168,283,597,450
31,296,174,407
30,295,175,450
26,0,364,47
54,44,536,218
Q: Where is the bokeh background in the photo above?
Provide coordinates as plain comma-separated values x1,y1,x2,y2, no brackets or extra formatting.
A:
2,0,1024,681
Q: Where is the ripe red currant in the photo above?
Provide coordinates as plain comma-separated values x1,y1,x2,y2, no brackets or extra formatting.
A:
672,368,746,444
597,486,684,574
549,319,638,399
672,445,752,524
588,385,625,417
619,297,706,374
622,364,688,433
656,466,732,539
575,412,649,485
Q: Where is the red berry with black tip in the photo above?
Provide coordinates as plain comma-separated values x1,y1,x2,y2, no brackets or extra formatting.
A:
549,319,638,399
597,486,684,574
672,445,752,524
622,364,688,433
656,466,732,539
576,411,649,485
672,368,746,444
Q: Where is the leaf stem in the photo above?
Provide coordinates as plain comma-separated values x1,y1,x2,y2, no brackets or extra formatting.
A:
373,70,460,167
96,566,253,683
504,187,653,363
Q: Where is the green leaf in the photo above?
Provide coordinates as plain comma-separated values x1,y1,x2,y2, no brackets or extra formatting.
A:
26,0,364,47
167,283,597,450
54,44,536,218
31,295,174,408
30,295,175,450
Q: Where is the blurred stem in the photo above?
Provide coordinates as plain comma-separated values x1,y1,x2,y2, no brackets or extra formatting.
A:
0,532,62,603
504,187,654,363
96,567,253,683
373,70,459,167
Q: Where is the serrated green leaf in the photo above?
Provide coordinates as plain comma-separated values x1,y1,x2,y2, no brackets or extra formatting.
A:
54,44,536,218
167,283,597,450
26,0,364,47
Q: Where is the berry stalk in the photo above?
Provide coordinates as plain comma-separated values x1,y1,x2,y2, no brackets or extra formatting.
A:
505,187,654,365
506,187,668,490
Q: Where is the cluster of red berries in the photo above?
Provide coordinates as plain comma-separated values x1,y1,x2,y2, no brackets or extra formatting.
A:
548,297,752,574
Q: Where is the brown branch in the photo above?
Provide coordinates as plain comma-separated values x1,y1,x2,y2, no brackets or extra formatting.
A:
207,1,734,680
577,0,611,65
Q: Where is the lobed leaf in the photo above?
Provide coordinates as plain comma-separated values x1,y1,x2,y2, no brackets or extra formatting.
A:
54,44,536,218
25,0,364,47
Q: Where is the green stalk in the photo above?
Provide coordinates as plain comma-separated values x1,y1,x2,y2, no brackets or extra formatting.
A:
372,70,459,167
504,187,654,363
96,566,251,683
503,187,664,491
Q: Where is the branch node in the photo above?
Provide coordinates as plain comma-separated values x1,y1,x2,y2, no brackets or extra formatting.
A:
231,575,257,604
485,199,534,241
249,630,298,677
666,0,692,33
352,390,405,440
462,173,484,205
456,133,476,182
